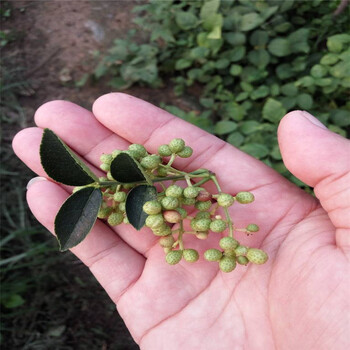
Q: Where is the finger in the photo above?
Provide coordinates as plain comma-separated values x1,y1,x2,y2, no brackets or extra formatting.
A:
278,111,350,253
34,100,130,165
26,178,145,303
12,127,159,255
92,93,284,191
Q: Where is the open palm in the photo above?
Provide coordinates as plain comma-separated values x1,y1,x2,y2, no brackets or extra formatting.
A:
13,94,349,349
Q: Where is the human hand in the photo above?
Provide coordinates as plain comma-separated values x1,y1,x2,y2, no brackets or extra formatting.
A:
13,94,349,349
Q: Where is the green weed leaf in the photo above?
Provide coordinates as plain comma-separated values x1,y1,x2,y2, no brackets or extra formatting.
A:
40,129,98,186
55,187,102,251
110,152,152,184
126,185,158,230
175,11,198,30
263,98,287,123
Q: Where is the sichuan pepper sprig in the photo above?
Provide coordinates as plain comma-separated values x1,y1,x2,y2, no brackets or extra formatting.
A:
40,128,268,272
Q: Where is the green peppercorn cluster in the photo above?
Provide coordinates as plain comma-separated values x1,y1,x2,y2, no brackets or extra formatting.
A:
74,138,268,273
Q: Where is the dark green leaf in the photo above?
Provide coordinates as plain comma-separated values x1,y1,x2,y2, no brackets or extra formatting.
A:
175,11,198,30
268,38,291,57
214,121,237,135
247,49,270,68
2,294,25,308
249,30,269,46
330,109,350,127
227,131,244,147
175,58,192,70
229,64,242,76
250,85,269,100
40,129,98,186
110,152,152,185
240,143,269,159
296,94,313,109
327,34,350,53
330,61,350,79
240,13,263,32
200,0,220,21
311,64,327,78
276,64,295,79
224,32,246,46
262,98,287,123
239,121,261,135
288,28,310,54
227,46,246,62
126,185,158,230
320,53,339,66
55,187,102,251
281,83,298,97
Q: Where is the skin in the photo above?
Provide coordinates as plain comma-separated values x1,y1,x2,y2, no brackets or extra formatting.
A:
13,93,349,349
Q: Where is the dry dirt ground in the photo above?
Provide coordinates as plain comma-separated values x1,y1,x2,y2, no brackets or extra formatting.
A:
9,0,173,113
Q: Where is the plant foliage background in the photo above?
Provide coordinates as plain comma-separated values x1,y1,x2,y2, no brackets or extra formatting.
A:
95,0,350,189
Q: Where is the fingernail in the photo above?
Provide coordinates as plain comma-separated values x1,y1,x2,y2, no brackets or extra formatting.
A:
27,177,47,190
302,111,327,129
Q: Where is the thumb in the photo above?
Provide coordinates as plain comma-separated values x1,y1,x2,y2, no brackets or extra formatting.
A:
278,110,350,249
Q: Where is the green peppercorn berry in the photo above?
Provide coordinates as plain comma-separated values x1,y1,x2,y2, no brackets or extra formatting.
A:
217,193,234,207
183,186,200,199
165,185,183,198
195,200,212,211
100,163,110,172
224,249,236,258
140,155,162,169
118,202,126,212
195,211,211,220
113,191,126,202
246,224,259,232
169,138,185,153
128,144,147,158
163,210,182,224
193,218,211,231
210,219,227,233
204,249,222,261
181,197,196,206
183,249,199,263
235,191,255,204
125,149,141,160
145,214,164,229
219,237,239,250
108,212,124,226
152,224,172,236
177,146,193,158
159,235,175,248
246,248,268,264
157,167,168,177
236,256,249,265
123,217,129,224
219,256,236,273
143,200,162,215
100,154,113,164
166,250,183,265
161,196,179,210
97,207,113,219
158,144,172,157
234,245,249,256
